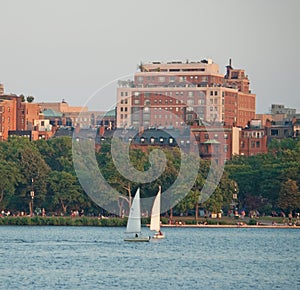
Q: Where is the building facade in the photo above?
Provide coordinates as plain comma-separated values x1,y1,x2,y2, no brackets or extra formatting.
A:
0,95,22,141
116,59,256,129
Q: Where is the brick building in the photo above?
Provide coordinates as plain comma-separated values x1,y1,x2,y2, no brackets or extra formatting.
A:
239,120,268,156
0,95,22,141
116,59,255,129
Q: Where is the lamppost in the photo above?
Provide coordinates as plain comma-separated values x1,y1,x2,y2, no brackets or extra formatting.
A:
232,182,239,219
30,178,35,216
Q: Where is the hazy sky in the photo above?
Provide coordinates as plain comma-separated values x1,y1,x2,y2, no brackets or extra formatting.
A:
0,0,299,113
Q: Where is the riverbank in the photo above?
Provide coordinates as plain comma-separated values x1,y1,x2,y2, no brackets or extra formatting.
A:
160,224,300,229
1,215,299,227
0,216,127,226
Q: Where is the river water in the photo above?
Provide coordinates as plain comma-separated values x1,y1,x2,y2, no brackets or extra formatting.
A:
0,226,299,289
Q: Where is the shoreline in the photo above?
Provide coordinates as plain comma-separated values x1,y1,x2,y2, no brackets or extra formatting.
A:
160,224,300,229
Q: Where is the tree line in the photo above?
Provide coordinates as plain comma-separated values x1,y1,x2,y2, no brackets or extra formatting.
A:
0,136,299,217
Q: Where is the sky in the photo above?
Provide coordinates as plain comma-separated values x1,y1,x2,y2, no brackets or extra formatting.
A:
0,0,299,113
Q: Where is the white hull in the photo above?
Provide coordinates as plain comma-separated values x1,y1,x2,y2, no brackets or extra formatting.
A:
153,232,165,239
124,236,150,242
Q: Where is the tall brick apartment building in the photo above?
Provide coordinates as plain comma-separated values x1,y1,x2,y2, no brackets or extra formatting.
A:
116,59,255,129
0,93,53,141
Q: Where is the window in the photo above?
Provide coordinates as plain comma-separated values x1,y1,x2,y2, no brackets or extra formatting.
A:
187,99,194,105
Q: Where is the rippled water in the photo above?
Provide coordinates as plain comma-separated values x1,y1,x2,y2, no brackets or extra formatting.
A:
0,226,299,289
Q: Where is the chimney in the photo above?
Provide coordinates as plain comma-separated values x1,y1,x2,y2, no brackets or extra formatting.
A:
75,123,80,133
226,58,232,78
139,126,144,136
99,125,105,136
265,119,271,127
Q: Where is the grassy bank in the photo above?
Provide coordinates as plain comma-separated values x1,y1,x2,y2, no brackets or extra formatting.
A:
1,215,298,226
0,216,128,226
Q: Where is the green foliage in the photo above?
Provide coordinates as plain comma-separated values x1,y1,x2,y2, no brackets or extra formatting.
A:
26,96,34,103
0,216,126,226
278,179,300,212
248,219,258,225
227,139,300,213
1,135,300,219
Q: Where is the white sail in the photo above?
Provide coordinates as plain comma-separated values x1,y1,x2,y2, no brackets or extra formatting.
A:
125,188,141,233
150,186,161,232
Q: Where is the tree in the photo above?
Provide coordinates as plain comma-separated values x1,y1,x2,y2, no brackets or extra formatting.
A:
0,137,50,213
278,179,300,214
0,159,21,207
26,96,34,103
47,171,84,214
20,94,25,102
203,187,224,214
36,137,74,173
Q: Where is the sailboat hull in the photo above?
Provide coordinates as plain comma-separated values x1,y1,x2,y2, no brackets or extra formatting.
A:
124,236,150,242
153,232,165,239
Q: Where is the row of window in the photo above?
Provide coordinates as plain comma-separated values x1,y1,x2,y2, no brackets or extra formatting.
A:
137,76,208,83
133,98,206,106
240,140,261,148
0,107,11,113
120,98,128,104
202,144,229,154
121,91,207,98
145,107,184,112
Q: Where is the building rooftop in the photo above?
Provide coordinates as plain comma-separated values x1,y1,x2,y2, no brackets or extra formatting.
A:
42,109,63,118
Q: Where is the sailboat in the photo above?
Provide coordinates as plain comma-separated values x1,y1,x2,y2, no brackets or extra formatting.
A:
150,186,165,239
124,188,150,242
